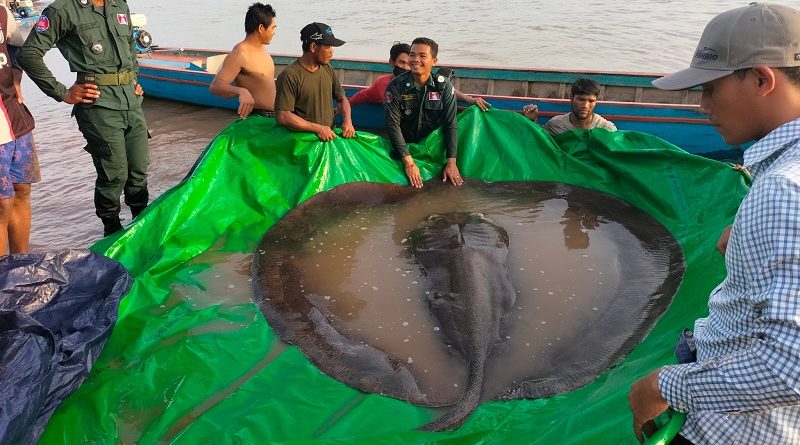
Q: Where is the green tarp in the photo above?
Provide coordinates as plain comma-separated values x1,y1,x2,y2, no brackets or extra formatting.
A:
38,107,749,444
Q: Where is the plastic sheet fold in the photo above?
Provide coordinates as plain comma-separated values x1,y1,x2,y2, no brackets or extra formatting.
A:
0,250,131,445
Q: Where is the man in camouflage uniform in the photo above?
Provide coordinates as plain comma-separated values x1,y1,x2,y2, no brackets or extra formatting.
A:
18,0,148,236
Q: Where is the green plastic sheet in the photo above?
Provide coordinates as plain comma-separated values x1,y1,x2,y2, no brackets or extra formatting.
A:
37,107,749,444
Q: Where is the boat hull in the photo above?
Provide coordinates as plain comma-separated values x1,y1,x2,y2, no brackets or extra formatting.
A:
137,48,741,160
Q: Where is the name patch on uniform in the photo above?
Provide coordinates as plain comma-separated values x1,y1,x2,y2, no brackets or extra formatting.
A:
117,14,128,25
384,91,392,104
427,91,441,101
35,16,50,32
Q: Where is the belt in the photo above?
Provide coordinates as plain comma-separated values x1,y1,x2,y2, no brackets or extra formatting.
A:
76,72,136,86
251,109,275,118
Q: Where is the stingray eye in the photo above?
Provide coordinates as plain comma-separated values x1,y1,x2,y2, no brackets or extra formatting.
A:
431,291,456,302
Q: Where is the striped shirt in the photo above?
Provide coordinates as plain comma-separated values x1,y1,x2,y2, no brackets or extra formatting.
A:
658,118,800,444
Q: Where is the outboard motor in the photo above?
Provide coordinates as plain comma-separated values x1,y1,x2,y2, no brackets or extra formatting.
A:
130,13,154,53
433,67,455,92
16,6,32,18
133,29,153,53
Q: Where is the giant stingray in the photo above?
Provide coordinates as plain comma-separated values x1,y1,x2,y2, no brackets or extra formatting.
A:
251,181,685,431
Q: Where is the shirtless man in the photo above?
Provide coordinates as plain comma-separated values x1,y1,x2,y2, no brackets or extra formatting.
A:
210,3,277,118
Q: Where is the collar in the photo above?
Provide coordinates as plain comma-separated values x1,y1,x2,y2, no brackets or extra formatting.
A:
568,112,595,129
395,71,422,91
87,0,119,9
744,118,800,175
405,71,434,89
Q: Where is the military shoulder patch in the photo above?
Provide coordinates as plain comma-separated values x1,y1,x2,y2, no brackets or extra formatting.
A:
35,15,50,33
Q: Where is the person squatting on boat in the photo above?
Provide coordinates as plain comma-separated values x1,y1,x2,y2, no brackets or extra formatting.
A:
209,3,276,119
18,0,148,237
350,41,490,111
275,22,355,142
0,2,38,255
384,37,461,189
523,77,616,135
628,4,800,444
349,41,411,107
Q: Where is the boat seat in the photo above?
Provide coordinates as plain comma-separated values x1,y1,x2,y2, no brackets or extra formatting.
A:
205,54,228,75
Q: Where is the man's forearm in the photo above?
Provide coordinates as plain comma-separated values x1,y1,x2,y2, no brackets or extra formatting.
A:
276,110,323,133
210,81,246,99
444,127,458,158
659,351,800,413
337,98,353,126
17,46,67,101
384,100,409,157
387,124,409,157
443,85,458,158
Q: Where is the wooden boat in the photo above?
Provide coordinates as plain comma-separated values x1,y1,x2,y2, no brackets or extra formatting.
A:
137,47,741,160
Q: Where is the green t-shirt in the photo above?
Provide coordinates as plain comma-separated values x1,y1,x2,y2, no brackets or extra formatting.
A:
275,60,344,128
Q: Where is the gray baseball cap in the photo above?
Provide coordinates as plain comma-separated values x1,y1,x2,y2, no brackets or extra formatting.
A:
653,3,800,90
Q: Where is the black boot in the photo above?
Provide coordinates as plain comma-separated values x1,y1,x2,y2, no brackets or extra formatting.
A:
130,204,146,219
101,217,123,237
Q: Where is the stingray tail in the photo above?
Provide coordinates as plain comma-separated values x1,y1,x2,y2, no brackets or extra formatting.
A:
416,357,485,432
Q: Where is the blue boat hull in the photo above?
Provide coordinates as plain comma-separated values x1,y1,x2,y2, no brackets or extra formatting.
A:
137,51,742,161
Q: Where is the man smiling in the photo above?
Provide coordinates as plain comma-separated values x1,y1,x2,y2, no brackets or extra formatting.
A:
384,37,461,188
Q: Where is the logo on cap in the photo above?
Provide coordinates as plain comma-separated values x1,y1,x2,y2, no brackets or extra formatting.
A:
694,47,719,61
309,32,323,41
325,27,334,35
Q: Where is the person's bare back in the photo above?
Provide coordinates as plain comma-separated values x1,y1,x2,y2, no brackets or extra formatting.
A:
209,3,277,118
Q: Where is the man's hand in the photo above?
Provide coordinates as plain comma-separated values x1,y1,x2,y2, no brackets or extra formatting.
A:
523,103,539,121
732,163,750,176
314,124,337,142
470,95,490,111
442,158,464,186
717,224,732,256
629,369,670,443
134,83,144,96
237,88,255,118
340,121,355,138
64,83,100,105
403,155,422,188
